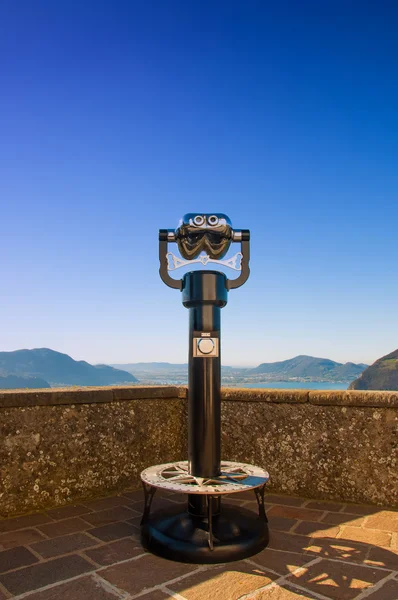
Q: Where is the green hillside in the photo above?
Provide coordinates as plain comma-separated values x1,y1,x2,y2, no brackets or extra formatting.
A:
349,349,398,390
250,355,367,381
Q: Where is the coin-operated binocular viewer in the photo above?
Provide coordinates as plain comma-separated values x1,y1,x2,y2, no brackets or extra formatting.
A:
140,214,269,563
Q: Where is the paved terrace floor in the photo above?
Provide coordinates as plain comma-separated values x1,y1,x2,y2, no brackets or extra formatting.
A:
0,490,397,600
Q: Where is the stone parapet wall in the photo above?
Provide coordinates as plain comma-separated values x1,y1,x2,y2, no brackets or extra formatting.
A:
0,387,187,518
221,388,397,509
0,386,396,517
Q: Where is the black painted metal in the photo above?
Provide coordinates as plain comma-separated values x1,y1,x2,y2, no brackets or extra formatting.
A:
159,231,181,290
183,271,227,477
141,215,269,563
141,481,156,525
141,503,269,564
227,231,250,290
182,271,228,518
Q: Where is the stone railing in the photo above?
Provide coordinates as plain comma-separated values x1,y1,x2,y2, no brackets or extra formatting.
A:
0,386,397,517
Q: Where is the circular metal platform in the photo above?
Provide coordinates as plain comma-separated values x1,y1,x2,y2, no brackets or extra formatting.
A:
141,460,269,495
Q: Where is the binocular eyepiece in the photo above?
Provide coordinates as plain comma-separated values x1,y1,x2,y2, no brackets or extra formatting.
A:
175,213,233,260
159,212,250,290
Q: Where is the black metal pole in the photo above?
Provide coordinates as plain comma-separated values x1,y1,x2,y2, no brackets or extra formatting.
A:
182,270,228,517
188,303,221,476
141,216,269,564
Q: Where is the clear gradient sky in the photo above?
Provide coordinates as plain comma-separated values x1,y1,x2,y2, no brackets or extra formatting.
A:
1,1,397,366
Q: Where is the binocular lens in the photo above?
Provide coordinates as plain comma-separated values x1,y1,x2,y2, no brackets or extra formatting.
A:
208,215,219,226
193,215,205,226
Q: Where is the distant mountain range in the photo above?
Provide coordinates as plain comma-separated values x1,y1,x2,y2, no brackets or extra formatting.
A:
0,349,371,391
111,362,188,373
111,362,235,374
0,374,51,389
349,348,398,390
113,355,367,383
249,355,368,381
0,348,137,389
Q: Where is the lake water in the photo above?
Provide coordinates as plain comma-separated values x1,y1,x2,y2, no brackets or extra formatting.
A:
137,379,350,390
239,381,349,390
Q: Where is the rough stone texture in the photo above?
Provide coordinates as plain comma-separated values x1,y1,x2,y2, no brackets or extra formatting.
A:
308,390,398,407
0,385,185,408
221,388,398,407
0,554,94,596
168,560,277,599
221,388,309,403
0,395,186,517
100,553,197,596
0,386,397,516
21,575,125,600
0,488,396,599
221,399,397,507
286,559,387,600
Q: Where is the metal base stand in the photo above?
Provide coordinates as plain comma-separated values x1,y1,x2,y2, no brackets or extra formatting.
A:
149,225,269,564
141,503,269,564
140,460,269,563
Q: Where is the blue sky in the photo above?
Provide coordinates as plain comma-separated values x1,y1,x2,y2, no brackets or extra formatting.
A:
1,1,397,366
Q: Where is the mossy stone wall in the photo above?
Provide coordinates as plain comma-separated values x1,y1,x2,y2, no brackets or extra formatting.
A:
0,386,396,517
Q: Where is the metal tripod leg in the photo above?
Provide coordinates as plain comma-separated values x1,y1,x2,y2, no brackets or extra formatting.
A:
254,484,268,522
141,482,157,525
207,496,214,550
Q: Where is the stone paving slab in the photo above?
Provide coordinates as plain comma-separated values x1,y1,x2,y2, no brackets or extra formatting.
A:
0,554,94,596
254,583,322,599
168,560,278,599
18,575,125,600
0,547,38,575
100,553,198,596
0,530,46,551
0,489,396,599
88,520,140,543
30,532,98,559
85,537,143,566
285,559,387,599
364,577,398,599
36,517,92,539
